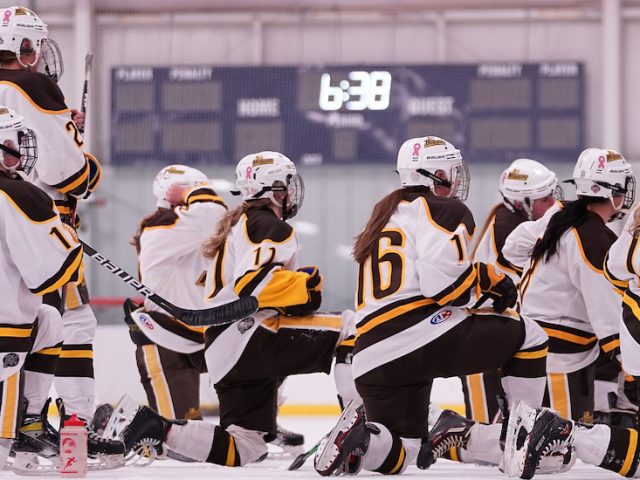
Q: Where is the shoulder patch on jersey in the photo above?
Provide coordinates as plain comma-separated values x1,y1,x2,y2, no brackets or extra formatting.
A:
493,206,526,252
0,70,68,112
0,174,57,223
141,208,179,231
244,207,294,244
407,190,475,236
573,211,617,272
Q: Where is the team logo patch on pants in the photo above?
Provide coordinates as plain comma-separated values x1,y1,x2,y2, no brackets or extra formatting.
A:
2,353,19,368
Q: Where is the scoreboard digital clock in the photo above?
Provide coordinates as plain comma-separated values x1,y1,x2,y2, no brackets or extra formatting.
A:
111,62,584,165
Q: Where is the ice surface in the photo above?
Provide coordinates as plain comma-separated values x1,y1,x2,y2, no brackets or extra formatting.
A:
25,416,621,480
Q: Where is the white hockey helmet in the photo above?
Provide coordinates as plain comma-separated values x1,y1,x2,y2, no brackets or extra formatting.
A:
152,164,209,208
572,148,635,219
499,158,563,219
0,105,36,175
234,151,304,219
0,6,63,81
396,135,470,201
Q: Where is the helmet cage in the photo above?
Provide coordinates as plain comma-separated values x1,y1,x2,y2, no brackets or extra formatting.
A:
251,172,305,220
418,162,469,201
37,38,63,81
0,127,37,175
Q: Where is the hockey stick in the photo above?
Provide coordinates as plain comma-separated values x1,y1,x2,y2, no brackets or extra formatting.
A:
78,52,93,135
288,436,324,471
81,241,258,326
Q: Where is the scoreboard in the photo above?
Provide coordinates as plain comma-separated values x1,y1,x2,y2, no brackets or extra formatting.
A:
111,62,584,165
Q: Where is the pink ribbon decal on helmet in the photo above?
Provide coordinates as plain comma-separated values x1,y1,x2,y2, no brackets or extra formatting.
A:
2,11,11,23
245,166,252,179
412,143,421,157
598,156,606,169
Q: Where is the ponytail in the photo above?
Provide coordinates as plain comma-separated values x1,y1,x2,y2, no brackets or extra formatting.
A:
532,198,604,262
353,189,405,264
202,199,271,259
628,205,640,237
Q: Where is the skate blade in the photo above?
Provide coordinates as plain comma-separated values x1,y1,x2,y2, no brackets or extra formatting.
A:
102,394,141,441
314,401,363,475
503,401,538,478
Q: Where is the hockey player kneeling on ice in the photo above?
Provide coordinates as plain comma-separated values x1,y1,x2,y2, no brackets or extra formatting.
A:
462,158,562,424
124,163,305,458
313,136,549,476
113,151,359,466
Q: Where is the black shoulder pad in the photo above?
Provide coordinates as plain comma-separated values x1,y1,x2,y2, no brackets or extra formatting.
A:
493,206,526,252
245,208,293,244
573,211,617,270
0,70,67,112
0,174,56,222
415,192,475,236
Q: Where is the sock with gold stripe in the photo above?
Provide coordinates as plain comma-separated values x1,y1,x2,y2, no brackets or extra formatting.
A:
360,422,419,475
23,343,61,415
575,423,640,477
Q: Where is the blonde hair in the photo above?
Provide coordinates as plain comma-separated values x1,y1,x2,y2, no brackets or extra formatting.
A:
202,199,271,259
629,205,640,237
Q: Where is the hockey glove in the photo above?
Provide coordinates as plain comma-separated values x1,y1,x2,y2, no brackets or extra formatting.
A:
279,266,323,317
83,152,102,199
475,262,517,313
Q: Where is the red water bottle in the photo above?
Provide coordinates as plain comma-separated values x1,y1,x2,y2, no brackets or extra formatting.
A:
60,414,88,478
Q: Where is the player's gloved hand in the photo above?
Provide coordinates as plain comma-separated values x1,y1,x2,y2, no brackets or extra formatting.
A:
280,266,322,316
475,262,517,313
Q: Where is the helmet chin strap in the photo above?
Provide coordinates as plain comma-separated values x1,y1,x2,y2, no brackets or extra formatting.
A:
416,168,452,188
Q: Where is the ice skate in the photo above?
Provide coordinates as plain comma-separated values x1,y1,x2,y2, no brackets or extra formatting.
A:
314,401,371,476
503,400,574,479
417,409,474,469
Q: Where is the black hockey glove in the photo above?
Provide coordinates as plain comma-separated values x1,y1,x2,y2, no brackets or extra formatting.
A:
475,262,517,313
279,266,322,317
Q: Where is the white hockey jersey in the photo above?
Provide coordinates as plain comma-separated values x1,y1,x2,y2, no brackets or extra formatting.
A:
516,208,621,373
139,187,227,314
604,207,640,375
0,172,82,329
203,206,334,383
0,70,90,202
352,189,478,380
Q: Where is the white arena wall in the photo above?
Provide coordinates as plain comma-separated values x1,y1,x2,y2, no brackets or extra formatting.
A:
24,1,638,410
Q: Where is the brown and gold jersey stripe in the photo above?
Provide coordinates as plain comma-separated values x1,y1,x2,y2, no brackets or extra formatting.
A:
355,296,441,353
432,264,477,306
536,320,597,354
185,187,226,208
0,323,33,353
0,174,57,223
0,70,68,112
30,245,83,295
146,310,206,342
52,160,90,197
234,262,283,298
604,252,629,294
600,334,621,357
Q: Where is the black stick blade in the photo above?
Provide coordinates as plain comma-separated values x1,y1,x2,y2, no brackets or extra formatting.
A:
178,296,259,327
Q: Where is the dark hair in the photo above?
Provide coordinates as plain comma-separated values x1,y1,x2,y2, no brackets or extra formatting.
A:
0,51,16,66
532,197,606,262
353,188,405,264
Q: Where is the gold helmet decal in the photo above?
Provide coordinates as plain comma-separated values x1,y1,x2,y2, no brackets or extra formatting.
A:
252,155,274,167
507,169,529,181
424,136,446,148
